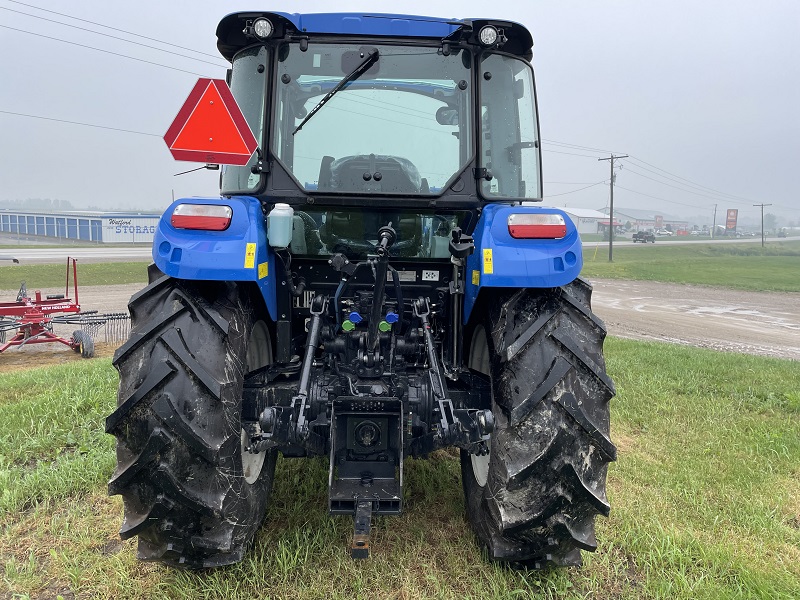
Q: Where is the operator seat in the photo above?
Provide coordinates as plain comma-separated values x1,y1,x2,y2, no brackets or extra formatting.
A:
323,154,422,194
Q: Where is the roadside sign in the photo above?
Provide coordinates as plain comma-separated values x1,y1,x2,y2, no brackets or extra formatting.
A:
726,209,738,232
164,78,258,165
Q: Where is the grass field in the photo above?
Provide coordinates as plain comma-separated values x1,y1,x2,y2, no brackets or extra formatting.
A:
1,338,798,599
0,262,148,290
581,241,800,292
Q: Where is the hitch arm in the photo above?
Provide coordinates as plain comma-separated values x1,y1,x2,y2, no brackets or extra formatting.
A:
414,297,494,451
257,295,327,454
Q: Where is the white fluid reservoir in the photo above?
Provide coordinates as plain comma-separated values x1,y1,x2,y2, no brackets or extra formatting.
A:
267,203,294,248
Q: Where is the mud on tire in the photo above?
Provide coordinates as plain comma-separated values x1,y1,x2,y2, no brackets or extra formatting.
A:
106,273,277,568
461,278,616,568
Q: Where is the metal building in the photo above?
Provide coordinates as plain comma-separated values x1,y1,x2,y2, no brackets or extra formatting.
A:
0,210,160,244
540,206,606,236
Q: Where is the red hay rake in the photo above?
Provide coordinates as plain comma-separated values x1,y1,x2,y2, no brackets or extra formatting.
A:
0,257,128,357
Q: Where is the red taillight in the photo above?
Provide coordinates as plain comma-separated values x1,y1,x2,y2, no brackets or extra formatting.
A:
508,213,567,239
170,204,232,231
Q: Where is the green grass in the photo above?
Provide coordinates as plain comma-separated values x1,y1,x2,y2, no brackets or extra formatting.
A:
581,241,800,291
1,341,798,599
578,233,605,242
0,262,148,290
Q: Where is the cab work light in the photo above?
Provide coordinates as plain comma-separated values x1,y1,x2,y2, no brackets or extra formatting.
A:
507,213,567,239
252,18,273,39
478,25,499,46
170,204,232,231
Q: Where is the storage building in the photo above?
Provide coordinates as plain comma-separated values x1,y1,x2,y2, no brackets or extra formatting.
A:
0,210,160,244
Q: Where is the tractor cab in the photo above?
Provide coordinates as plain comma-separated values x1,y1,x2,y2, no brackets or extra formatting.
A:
218,12,542,249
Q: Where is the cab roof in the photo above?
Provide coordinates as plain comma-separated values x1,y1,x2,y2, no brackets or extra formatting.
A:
216,11,533,61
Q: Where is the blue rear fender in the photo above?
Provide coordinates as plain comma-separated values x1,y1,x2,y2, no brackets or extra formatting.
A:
464,204,583,323
152,196,277,320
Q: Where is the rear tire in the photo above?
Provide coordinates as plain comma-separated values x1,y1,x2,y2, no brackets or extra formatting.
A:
461,278,616,568
107,276,277,568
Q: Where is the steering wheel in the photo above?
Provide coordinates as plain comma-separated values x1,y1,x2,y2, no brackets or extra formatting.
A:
322,225,421,259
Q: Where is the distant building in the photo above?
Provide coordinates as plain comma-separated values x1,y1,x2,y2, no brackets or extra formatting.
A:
539,206,607,236
598,207,689,232
0,209,160,244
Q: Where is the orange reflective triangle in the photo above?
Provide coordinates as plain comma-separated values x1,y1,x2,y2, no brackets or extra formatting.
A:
171,81,251,155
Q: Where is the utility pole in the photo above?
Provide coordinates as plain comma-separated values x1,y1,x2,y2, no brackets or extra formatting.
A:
712,204,717,239
598,154,628,261
753,203,772,248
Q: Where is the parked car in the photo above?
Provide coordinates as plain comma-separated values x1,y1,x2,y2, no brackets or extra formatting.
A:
655,229,673,236
632,231,656,243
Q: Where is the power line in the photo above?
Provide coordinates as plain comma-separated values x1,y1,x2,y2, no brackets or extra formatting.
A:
545,180,607,197
622,166,729,204
614,184,713,209
622,165,782,210
544,138,780,209
625,155,757,204
542,148,603,158
0,6,228,68
542,140,757,205
619,158,744,200
541,138,620,154
0,109,159,136
6,0,223,60
0,24,213,77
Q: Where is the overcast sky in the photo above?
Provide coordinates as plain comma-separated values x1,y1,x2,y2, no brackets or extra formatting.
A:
1,0,798,226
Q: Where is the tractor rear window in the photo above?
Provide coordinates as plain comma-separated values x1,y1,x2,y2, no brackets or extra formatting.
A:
221,46,268,193
273,43,473,196
479,53,542,200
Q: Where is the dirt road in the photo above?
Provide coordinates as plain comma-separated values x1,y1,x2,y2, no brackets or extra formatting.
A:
1,279,798,373
588,278,800,361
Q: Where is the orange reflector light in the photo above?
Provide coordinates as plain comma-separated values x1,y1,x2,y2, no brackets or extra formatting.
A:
508,213,567,239
171,204,232,231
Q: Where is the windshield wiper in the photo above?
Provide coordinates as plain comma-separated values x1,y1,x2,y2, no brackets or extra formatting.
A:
292,49,379,136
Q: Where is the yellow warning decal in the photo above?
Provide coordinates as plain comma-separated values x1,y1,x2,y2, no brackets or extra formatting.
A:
472,270,480,285
244,243,256,269
258,261,268,279
483,248,493,274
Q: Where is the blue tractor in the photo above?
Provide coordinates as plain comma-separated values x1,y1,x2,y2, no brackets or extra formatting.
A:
107,11,615,568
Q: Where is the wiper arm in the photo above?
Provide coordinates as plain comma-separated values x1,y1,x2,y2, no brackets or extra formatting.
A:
292,49,379,136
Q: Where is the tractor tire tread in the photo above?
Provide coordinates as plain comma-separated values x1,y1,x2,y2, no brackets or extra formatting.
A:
109,277,274,568
106,360,178,434
462,280,615,569
118,494,175,540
